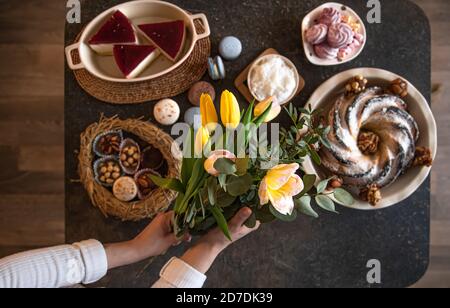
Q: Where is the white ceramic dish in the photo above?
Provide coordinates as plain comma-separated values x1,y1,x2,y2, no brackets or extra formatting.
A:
65,0,210,83
302,68,437,210
301,2,366,66
247,54,300,106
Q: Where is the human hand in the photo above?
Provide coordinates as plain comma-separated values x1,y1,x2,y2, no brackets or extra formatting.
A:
201,207,261,251
105,211,190,269
131,211,191,258
180,207,260,274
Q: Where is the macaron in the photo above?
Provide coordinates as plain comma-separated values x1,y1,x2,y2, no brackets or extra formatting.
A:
154,99,180,126
207,56,226,81
184,107,201,129
219,36,242,61
113,176,138,202
188,81,215,106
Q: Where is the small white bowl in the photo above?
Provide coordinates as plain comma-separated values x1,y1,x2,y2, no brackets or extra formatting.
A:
301,2,366,66
302,68,437,210
247,54,300,106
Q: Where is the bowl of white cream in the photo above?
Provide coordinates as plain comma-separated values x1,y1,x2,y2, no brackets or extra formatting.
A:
247,54,300,105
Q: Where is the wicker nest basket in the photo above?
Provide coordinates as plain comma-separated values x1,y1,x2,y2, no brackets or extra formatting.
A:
78,116,182,221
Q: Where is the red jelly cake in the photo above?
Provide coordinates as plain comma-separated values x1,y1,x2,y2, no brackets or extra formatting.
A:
89,10,138,55
113,45,160,79
138,20,186,62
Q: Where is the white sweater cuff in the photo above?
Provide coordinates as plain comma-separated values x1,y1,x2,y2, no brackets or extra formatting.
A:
159,257,207,288
73,240,108,284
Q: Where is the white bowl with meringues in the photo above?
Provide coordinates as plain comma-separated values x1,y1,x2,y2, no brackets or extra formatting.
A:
301,2,366,66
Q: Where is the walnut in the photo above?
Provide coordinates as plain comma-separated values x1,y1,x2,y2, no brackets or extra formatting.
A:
345,75,368,97
360,184,382,206
358,131,380,155
413,147,433,167
390,78,408,98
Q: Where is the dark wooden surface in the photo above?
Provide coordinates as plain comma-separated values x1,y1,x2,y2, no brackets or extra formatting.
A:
0,0,449,288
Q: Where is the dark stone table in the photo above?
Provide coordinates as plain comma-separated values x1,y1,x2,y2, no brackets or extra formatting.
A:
65,0,431,288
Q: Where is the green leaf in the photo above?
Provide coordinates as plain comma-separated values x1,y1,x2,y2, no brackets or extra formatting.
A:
316,178,330,194
244,211,257,228
214,158,237,175
185,202,197,224
295,195,318,218
181,128,196,186
246,189,257,202
149,175,185,193
210,206,232,241
226,174,253,197
269,204,298,222
218,174,227,190
181,158,195,186
174,192,185,213
180,159,207,213
235,157,250,176
298,107,310,115
254,206,276,223
216,189,236,208
207,177,217,206
333,188,355,206
242,100,255,125
198,193,206,218
319,136,332,149
315,195,338,214
309,146,321,165
299,174,316,197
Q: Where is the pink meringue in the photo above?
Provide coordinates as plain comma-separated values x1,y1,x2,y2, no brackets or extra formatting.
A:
327,23,354,48
314,43,339,60
305,24,328,45
354,33,365,45
318,7,341,26
337,35,363,60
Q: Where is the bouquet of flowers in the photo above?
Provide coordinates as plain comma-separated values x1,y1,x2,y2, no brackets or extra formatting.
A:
151,90,354,239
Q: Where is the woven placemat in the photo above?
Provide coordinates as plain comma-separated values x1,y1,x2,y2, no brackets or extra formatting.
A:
70,21,211,104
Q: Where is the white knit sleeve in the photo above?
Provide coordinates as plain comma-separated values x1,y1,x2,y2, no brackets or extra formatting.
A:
152,257,207,288
0,239,108,288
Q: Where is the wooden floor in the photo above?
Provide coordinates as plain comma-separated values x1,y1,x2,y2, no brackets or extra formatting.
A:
0,0,448,287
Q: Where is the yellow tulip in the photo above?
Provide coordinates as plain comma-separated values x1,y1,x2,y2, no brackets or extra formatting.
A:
258,163,304,215
200,93,218,131
254,97,281,123
220,90,241,129
194,126,210,156
204,150,236,176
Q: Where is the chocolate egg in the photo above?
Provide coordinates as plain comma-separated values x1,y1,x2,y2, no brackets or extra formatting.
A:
154,99,180,126
188,81,215,106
